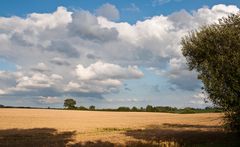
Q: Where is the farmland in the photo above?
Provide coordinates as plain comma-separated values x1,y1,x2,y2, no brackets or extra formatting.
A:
0,108,239,146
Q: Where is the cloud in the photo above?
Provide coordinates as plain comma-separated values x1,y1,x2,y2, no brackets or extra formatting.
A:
95,3,120,21
38,96,63,104
123,3,140,12
0,61,143,98
152,84,161,92
46,40,80,58
75,60,143,80
189,92,211,107
153,0,171,5
0,71,21,89
105,98,143,103
152,0,182,6
31,62,49,72
165,58,202,91
98,4,238,91
64,61,143,94
189,99,205,105
148,58,202,91
68,10,119,42
86,54,99,60
12,73,63,93
0,89,5,95
193,92,207,99
50,57,70,66
64,80,121,94
124,87,131,91
0,4,239,105
27,6,72,29
0,69,64,97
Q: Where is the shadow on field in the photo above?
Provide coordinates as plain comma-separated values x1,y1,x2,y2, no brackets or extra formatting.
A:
162,123,222,129
0,125,239,147
124,124,240,146
71,140,161,147
0,128,75,147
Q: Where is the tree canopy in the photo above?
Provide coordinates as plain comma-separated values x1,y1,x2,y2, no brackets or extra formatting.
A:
64,98,76,109
181,14,240,132
89,105,95,110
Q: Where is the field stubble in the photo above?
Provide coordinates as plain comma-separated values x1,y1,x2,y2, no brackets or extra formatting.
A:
0,108,238,146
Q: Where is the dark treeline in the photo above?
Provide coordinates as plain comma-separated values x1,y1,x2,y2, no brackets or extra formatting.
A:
97,105,222,114
1,103,222,114
63,99,222,113
0,104,58,110
66,105,223,114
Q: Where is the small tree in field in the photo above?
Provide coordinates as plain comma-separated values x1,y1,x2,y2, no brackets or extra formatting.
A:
64,98,76,109
89,105,95,110
181,14,240,132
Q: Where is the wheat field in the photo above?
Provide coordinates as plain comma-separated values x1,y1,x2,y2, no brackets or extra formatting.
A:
0,108,238,146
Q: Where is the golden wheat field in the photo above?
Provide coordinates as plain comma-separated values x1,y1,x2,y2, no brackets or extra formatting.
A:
0,108,239,146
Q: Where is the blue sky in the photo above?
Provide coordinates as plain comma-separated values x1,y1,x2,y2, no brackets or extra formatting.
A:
0,0,239,108
1,0,239,22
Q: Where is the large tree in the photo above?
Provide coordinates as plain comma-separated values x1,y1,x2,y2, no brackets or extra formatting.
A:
181,14,240,132
64,98,76,109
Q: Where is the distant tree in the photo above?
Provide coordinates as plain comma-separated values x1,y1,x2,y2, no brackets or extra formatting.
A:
140,107,144,112
89,105,95,110
64,98,76,109
181,14,240,132
146,105,154,112
78,106,88,110
131,106,138,111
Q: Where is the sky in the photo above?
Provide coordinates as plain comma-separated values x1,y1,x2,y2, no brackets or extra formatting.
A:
0,0,239,108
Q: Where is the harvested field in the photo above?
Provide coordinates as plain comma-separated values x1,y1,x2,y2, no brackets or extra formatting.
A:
0,108,239,146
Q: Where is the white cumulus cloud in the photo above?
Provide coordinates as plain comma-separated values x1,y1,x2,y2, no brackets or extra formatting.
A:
75,60,143,80
0,4,238,104
96,3,120,21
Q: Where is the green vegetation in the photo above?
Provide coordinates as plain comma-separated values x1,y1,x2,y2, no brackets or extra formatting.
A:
146,105,154,112
64,99,76,109
0,102,223,114
117,107,131,111
77,106,88,110
181,14,240,132
61,99,223,113
89,105,95,110
131,106,138,111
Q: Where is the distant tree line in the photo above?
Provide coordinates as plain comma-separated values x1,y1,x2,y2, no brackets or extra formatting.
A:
0,100,222,114
63,99,222,114
96,105,222,114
